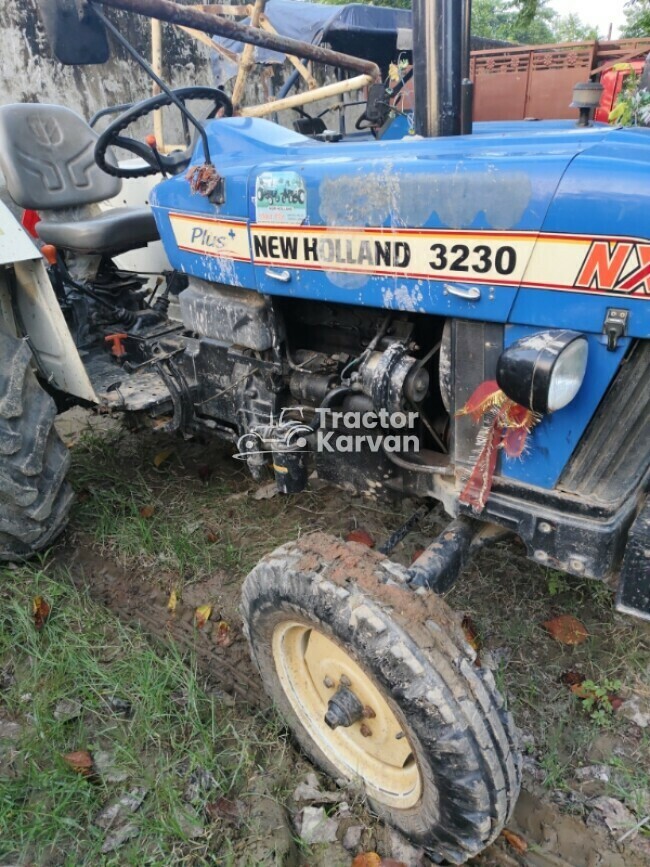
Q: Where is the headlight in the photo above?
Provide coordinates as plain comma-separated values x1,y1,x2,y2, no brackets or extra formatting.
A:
496,330,588,414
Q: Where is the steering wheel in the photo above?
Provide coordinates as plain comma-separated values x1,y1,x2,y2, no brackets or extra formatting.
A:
94,86,233,179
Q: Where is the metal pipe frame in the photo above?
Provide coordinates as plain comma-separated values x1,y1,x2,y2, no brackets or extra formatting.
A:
412,0,464,138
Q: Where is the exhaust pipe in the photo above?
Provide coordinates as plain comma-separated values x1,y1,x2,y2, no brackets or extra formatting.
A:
412,0,471,138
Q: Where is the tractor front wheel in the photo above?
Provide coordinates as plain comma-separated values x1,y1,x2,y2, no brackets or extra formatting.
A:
0,331,73,560
242,532,521,865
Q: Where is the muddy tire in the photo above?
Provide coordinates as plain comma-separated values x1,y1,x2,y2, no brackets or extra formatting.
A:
0,332,73,559
242,532,521,865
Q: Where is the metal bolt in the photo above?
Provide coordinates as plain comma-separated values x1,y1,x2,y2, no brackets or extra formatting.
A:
339,674,351,687
395,731,405,740
323,675,335,689
360,723,372,737
362,705,376,719
570,558,585,573
538,521,553,534
324,684,364,730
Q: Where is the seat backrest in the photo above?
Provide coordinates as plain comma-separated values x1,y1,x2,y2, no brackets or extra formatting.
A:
0,103,121,210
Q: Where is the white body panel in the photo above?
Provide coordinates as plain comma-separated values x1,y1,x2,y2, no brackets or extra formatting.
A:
0,204,97,402
98,160,170,273
0,201,41,265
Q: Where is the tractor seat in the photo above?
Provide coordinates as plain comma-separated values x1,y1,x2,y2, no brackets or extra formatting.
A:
37,207,159,254
0,102,159,256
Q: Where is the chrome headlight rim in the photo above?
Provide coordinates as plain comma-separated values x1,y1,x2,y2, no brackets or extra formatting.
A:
496,329,589,415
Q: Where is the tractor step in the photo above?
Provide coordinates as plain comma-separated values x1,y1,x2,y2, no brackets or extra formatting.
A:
85,353,173,414
616,498,650,622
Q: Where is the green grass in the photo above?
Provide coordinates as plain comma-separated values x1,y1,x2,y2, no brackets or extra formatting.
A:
67,422,413,587
53,416,650,853
446,537,650,796
0,563,286,865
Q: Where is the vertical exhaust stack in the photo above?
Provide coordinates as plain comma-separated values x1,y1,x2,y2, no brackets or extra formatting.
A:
413,0,471,138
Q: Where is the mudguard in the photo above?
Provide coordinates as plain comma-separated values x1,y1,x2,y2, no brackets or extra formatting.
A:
0,201,96,402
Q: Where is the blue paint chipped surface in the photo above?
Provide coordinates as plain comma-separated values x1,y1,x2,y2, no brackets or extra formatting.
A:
150,116,650,489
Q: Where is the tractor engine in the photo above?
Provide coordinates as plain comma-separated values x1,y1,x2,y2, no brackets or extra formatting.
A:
157,279,447,498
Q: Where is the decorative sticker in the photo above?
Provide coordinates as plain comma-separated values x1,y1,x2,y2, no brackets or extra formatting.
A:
250,224,650,298
255,171,307,225
167,210,650,302
168,213,250,261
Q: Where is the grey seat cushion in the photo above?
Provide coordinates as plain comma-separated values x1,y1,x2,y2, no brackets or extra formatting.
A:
0,103,121,210
37,207,159,254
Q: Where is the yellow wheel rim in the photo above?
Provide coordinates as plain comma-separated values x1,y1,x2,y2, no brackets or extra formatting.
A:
272,621,422,809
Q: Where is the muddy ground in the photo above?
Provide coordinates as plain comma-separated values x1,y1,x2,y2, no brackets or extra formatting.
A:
49,408,650,866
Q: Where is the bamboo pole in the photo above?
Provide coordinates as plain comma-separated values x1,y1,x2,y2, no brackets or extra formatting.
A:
102,0,381,82
177,24,238,61
259,16,318,90
231,0,266,110
150,17,164,148
240,74,372,118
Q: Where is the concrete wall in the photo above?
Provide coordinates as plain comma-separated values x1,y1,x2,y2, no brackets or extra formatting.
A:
0,0,214,121
0,0,294,126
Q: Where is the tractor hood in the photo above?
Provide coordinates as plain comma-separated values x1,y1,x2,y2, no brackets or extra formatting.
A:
151,118,650,339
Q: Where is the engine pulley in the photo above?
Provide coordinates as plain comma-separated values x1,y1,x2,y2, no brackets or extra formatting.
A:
359,343,429,414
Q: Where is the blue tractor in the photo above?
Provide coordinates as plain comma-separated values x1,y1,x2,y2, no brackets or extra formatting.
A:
0,0,646,861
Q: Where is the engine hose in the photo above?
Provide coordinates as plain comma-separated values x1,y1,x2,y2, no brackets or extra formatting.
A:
55,256,136,326
308,386,353,431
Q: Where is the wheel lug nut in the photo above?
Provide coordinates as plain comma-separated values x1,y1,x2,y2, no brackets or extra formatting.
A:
362,705,376,719
360,723,372,737
323,675,335,688
340,674,351,687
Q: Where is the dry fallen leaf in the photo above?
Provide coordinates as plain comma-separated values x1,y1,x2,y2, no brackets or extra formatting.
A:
139,505,155,519
195,605,212,629
63,750,94,776
542,614,588,645
167,590,178,613
570,681,594,700
205,796,243,824
153,448,174,468
462,615,481,653
560,669,584,688
215,620,233,647
352,854,382,867
568,681,624,713
32,596,50,631
205,528,218,544
346,529,375,548
501,828,528,854
411,547,426,563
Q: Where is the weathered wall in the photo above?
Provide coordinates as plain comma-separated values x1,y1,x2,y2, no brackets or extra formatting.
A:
0,0,295,126
0,0,215,120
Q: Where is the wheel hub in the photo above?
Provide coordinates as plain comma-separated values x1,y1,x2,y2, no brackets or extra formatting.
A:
324,682,364,729
272,620,422,809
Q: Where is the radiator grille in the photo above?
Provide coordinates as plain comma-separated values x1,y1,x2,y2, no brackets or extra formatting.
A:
559,341,650,505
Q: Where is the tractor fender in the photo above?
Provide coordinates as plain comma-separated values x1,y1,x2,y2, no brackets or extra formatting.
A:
0,201,96,403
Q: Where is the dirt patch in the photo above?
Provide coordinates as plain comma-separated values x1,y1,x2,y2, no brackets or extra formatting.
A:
63,542,264,705
51,415,650,866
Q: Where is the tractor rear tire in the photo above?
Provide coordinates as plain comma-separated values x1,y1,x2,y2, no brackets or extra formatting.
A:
242,532,521,865
0,332,73,560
